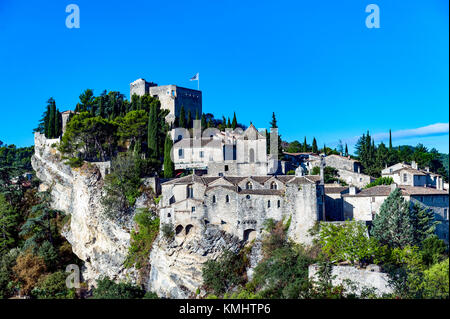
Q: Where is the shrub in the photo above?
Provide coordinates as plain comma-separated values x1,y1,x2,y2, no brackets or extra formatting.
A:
318,220,381,265
12,252,47,295
92,277,145,299
161,223,174,239
202,250,247,295
365,177,394,189
124,209,159,270
31,271,74,299
421,258,449,299
420,235,447,266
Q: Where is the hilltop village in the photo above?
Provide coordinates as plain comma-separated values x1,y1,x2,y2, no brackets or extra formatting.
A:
0,77,448,299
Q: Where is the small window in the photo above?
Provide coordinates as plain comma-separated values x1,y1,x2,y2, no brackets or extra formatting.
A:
224,165,229,172
177,135,182,141
212,195,216,203
403,173,407,182
268,200,271,208
246,195,251,199
277,200,281,208
167,213,171,217
444,209,448,220
371,197,375,203
226,195,230,203
199,151,204,158
270,182,277,190
169,196,175,204
178,148,184,159
191,206,195,212
246,182,253,190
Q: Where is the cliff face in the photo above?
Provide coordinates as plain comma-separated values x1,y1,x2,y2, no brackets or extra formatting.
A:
31,133,138,286
31,133,254,298
148,226,244,298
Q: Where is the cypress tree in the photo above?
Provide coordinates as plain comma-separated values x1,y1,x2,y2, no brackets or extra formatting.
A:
303,137,307,152
44,104,51,137
47,99,56,138
389,129,393,150
227,117,231,128
410,203,437,245
148,104,159,160
371,188,415,248
231,112,237,130
323,144,327,155
55,108,61,137
312,138,318,154
187,110,192,129
163,134,174,178
345,144,348,157
270,112,278,128
179,106,186,128
201,113,207,131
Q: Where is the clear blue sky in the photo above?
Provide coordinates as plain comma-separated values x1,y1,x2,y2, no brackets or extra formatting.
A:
0,0,448,154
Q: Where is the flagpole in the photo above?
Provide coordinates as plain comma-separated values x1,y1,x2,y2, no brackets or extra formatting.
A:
198,73,200,91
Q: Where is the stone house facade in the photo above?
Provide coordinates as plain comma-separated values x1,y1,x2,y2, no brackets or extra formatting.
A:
382,161,444,189
342,184,449,243
159,174,324,245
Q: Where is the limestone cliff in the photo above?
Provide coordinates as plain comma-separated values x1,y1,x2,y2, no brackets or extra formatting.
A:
31,132,256,298
31,133,138,286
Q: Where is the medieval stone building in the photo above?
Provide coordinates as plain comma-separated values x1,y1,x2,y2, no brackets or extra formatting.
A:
130,78,202,124
159,174,324,245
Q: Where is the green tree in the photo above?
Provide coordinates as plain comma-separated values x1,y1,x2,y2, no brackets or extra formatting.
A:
410,203,438,245
421,258,449,298
371,188,415,248
147,103,159,160
312,138,318,154
163,134,174,178
92,277,146,299
231,112,237,130
187,110,192,129
116,110,148,154
303,137,308,152
179,106,186,129
0,194,19,253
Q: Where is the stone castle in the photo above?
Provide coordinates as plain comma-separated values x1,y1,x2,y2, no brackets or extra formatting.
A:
130,78,202,124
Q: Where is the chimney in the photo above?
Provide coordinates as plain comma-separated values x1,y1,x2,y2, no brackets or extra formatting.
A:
437,177,444,190
411,161,418,170
390,183,398,192
349,186,356,195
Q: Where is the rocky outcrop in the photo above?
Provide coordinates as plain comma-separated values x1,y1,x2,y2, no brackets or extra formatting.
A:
31,132,261,298
148,226,244,298
31,133,137,286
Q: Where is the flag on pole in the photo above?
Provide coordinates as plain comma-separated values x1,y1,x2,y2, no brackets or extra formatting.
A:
190,73,199,81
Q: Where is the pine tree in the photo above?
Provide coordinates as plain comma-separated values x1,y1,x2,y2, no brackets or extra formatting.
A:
179,106,186,129
371,188,415,248
312,138,318,154
147,104,159,160
410,203,438,245
163,134,174,178
231,112,237,130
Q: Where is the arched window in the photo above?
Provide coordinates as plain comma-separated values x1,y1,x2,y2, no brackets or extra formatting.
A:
249,148,255,163
246,182,253,190
226,195,230,203
212,195,216,203
187,185,193,198
270,182,277,190
268,200,271,208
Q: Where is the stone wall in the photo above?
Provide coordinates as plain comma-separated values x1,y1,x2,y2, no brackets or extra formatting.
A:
308,264,393,296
